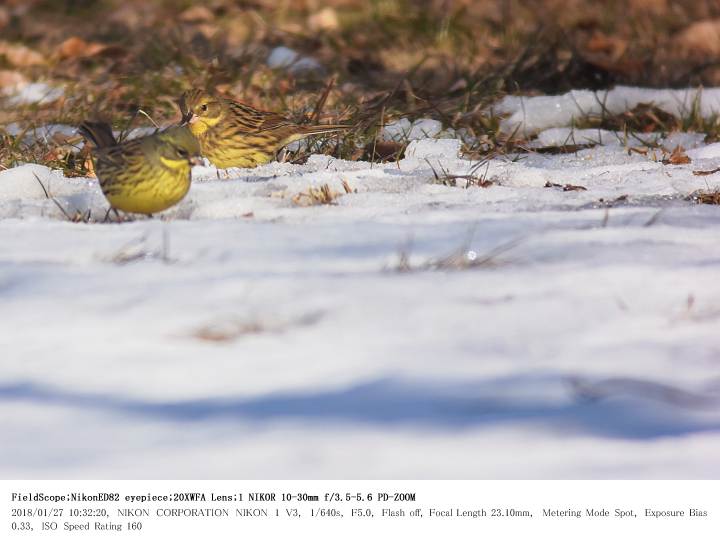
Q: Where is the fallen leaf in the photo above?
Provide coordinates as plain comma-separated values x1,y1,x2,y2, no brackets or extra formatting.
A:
0,69,28,92
586,32,628,61
674,19,720,56
83,155,95,177
42,147,64,162
562,184,588,192
0,7,9,31
0,41,45,67
193,23,220,41
178,5,214,23
692,167,720,176
629,0,669,15
544,181,588,191
448,78,468,93
662,145,691,165
58,37,108,59
308,7,339,32
687,190,720,204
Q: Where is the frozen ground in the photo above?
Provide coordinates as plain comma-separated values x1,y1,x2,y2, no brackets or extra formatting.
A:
2,93,720,478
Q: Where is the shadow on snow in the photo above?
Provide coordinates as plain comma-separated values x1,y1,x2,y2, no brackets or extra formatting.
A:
1,374,719,440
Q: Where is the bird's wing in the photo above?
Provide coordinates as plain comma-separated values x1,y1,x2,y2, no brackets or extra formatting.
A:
226,99,297,133
96,139,144,170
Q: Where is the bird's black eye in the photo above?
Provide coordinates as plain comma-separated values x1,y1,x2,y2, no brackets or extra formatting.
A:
200,104,208,112
176,147,189,158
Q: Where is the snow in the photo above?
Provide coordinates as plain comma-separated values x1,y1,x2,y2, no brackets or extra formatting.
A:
5,82,63,106
2,94,720,478
533,127,707,150
383,118,443,140
4,123,77,144
497,86,720,135
687,142,720,160
381,117,467,143
403,138,461,160
267,46,324,76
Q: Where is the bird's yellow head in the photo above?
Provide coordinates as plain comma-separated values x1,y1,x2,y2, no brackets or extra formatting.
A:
154,126,202,170
178,90,224,136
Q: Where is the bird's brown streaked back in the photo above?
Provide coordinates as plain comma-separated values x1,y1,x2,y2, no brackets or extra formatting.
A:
178,89,351,169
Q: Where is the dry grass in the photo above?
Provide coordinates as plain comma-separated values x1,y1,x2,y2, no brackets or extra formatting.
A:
390,234,525,273
291,183,341,206
101,232,173,264
191,311,323,342
426,158,494,188
545,181,587,192
687,190,720,205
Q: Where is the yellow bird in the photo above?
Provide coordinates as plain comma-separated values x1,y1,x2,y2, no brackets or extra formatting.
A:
79,121,201,215
178,89,350,169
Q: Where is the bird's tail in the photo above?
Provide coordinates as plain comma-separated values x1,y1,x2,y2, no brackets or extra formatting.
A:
297,124,352,136
78,121,117,149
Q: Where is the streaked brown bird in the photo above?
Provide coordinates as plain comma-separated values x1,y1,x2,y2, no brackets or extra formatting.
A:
178,89,350,169
79,121,201,215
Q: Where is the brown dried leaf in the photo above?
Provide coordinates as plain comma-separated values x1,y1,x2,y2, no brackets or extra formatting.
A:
544,181,588,191
178,5,214,23
83,156,96,178
663,145,691,165
58,37,109,59
674,19,720,56
0,41,45,67
0,69,28,91
586,32,628,61
308,7,339,32
292,184,339,206
688,190,720,204
107,5,150,29
0,7,9,31
692,167,720,176
42,148,64,162
193,23,220,41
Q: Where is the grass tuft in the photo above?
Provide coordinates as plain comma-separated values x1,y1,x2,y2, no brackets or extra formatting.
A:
292,184,340,206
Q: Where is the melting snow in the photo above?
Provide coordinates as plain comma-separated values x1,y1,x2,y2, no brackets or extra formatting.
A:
267,46,324,76
497,86,720,136
5,82,64,106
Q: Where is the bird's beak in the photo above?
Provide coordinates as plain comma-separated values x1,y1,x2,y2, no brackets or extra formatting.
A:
180,110,197,125
189,156,203,166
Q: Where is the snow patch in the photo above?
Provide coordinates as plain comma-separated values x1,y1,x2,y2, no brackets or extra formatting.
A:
0,164,60,200
2,95,720,478
383,118,442,141
497,86,720,135
403,138,461,160
6,82,64,106
267,46,323,76
687,142,720,160
5,123,77,144
534,127,707,150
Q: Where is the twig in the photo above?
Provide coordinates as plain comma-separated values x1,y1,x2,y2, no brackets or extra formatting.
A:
370,105,384,169
33,173,74,222
137,109,160,130
693,167,720,176
310,77,335,124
